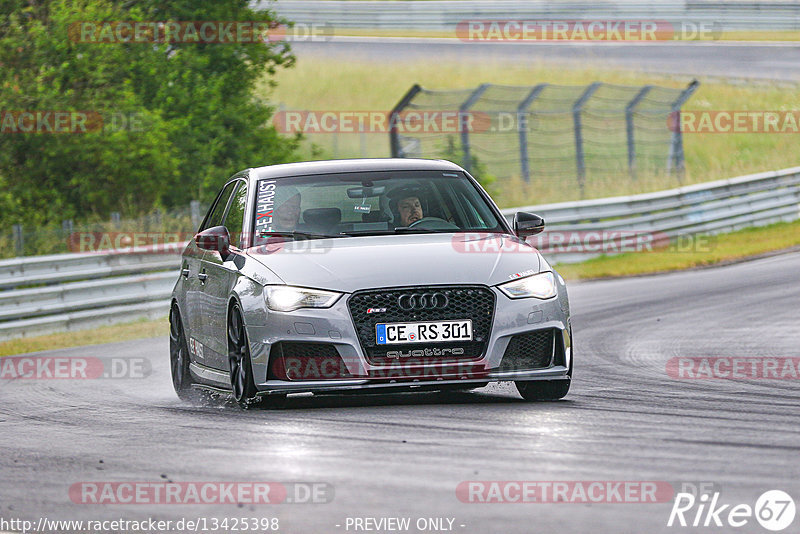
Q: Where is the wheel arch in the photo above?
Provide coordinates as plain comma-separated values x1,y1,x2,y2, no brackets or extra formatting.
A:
228,276,268,328
226,294,245,352
226,280,270,387
227,294,243,319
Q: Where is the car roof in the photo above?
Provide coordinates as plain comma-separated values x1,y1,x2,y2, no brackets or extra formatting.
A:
249,158,465,181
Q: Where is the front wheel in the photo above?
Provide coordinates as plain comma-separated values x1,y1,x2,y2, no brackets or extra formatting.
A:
516,327,572,401
228,304,260,409
515,379,570,401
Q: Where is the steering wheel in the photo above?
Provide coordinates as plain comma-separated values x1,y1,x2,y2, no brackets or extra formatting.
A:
407,217,459,230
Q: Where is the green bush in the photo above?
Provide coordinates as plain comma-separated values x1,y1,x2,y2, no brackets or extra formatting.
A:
0,0,299,232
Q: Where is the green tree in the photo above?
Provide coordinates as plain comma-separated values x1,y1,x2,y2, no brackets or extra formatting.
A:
121,0,299,203
0,0,298,229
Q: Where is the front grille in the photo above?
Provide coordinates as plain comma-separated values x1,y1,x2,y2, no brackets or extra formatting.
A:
269,342,353,380
499,329,556,371
348,286,495,365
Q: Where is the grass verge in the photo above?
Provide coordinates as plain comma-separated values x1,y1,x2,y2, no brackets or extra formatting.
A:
555,219,800,280
263,56,800,207
0,316,168,357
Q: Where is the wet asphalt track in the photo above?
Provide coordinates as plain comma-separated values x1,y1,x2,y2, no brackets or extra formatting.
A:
292,37,800,82
1,252,798,533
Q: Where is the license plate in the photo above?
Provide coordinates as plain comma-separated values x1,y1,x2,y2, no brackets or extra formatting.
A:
376,320,473,345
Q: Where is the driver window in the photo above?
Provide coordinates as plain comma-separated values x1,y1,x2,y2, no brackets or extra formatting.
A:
201,182,237,232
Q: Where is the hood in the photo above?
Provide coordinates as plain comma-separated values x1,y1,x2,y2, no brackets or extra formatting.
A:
246,233,542,293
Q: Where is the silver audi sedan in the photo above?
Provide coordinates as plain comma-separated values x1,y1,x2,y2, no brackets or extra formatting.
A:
169,159,572,408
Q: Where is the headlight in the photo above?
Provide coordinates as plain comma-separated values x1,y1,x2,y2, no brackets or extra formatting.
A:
498,272,557,299
264,285,342,312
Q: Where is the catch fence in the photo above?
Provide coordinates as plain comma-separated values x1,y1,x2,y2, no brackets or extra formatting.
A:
390,81,698,196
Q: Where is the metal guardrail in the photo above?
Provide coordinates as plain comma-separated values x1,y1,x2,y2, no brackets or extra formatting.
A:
0,245,183,341
0,272,176,322
0,165,799,341
263,0,800,31
0,247,181,290
500,166,800,263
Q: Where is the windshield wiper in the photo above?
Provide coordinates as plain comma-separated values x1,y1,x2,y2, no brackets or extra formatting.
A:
338,229,397,236
392,227,451,234
339,228,454,236
258,231,341,240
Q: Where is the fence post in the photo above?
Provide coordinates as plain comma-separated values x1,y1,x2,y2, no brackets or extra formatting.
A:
517,84,548,183
190,200,201,229
573,82,602,198
667,80,700,183
459,83,491,173
389,84,422,157
13,224,24,257
111,212,121,228
625,85,652,181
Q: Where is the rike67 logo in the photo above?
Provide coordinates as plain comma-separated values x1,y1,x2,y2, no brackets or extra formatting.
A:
668,490,795,531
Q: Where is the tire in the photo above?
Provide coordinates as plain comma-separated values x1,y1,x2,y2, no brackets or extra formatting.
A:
515,327,573,401
515,379,571,401
169,304,199,402
228,304,261,409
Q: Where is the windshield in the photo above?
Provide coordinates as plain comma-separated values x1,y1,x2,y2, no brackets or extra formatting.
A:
249,170,505,246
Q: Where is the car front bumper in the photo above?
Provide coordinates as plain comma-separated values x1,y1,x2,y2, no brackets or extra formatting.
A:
242,285,571,394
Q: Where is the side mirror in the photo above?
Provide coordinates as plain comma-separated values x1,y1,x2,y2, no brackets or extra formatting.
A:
514,212,545,238
195,226,231,258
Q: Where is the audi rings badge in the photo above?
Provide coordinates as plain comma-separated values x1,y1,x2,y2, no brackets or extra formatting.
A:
397,293,449,311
